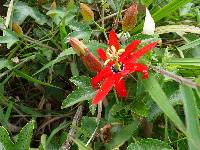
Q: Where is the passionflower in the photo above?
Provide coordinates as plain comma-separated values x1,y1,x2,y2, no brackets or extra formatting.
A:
91,30,158,105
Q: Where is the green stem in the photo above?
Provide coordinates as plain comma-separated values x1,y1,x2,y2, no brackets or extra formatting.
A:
116,0,125,21
93,21,108,42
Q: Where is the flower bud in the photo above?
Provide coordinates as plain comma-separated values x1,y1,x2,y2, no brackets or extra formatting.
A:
143,8,155,35
122,3,138,32
80,3,94,23
80,50,102,72
69,38,102,72
12,22,23,35
51,0,57,10
69,37,87,56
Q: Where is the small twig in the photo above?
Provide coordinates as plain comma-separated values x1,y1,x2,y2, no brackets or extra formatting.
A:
86,102,102,146
22,35,59,54
96,9,127,23
61,105,83,150
152,66,199,89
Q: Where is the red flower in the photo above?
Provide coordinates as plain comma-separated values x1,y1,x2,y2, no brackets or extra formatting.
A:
92,30,158,105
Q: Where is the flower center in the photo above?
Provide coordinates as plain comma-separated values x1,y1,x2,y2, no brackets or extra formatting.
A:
111,63,124,73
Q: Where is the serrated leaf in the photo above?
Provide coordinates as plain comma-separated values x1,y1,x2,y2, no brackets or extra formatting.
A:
156,25,200,35
62,87,95,109
0,126,14,150
15,120,35,150
69,76,91,88
13,1,47,25
106,122,138,149
0,29,19,49
34,48,76,75
127,138,172,150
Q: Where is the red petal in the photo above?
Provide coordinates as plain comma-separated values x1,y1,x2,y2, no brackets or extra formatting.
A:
124,41,158,63
109,30,119,51
91,66,113,88
115,78,127,97
97,48,107,61
119,40,141,62
125,63,149,79
92,75,116,105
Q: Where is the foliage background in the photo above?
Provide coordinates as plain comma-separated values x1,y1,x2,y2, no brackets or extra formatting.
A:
0,0,200,149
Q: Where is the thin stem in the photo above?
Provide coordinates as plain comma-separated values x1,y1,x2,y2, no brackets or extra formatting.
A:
93,21,108,42
152,66,198,89
116,0,125,22
86,101,102,146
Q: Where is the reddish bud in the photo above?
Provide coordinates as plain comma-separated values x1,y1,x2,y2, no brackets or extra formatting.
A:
122,4,138,32
80,3,94,23
69,37,87,56
80,50,103,72
69,38,102,72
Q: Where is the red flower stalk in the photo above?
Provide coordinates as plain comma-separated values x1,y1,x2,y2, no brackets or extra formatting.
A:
91,30,158,105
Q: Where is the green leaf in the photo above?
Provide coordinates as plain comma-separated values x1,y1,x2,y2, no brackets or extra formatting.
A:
180,85,200,150
81,116,97,136
67,21,92,40
0,127,14,150
0,142,6,150
85,40,108,56
46,122,70,145
0,29,19,49
143,74,185,132
69,76,91,88
34,48,76,75
177,38,200,51
46,8,75,25
13,69,61,89
61,87,95,109
13,1,47,25
0,59,13,71
106,122,138,149
71,138,92,150
15,120,35,150
127,138,172,150
167,58,200,66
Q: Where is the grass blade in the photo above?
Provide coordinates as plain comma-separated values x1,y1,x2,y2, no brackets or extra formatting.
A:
143,74,185,132
180,85,200,150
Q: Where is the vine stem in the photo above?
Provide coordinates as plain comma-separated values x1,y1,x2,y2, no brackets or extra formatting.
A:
152,66,199,89
61,105,83,150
